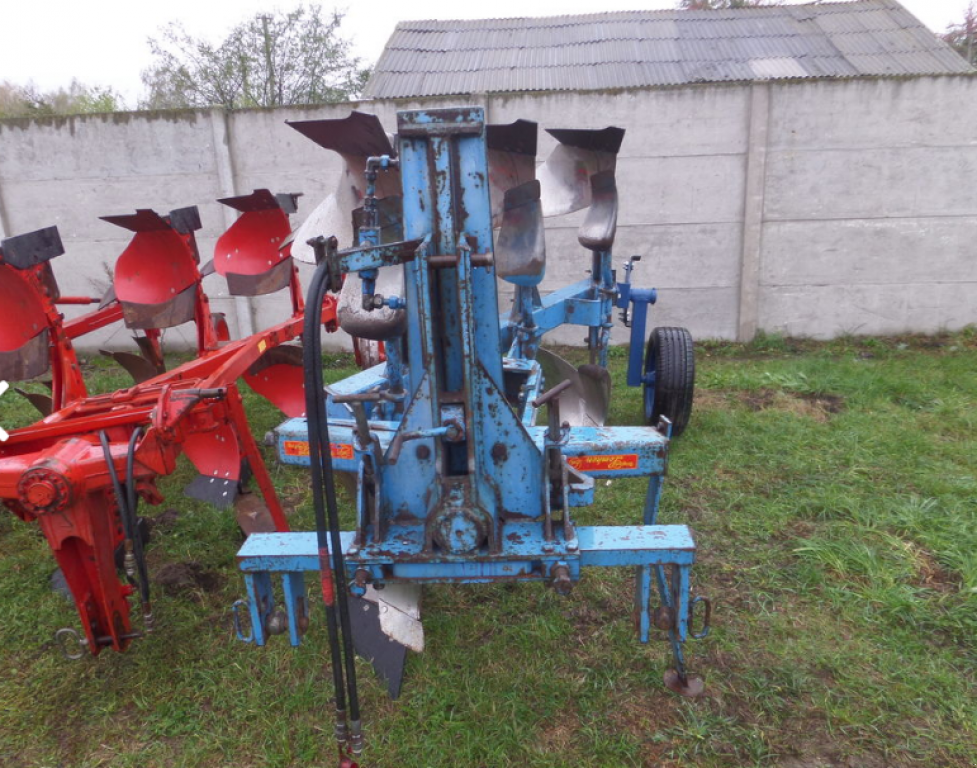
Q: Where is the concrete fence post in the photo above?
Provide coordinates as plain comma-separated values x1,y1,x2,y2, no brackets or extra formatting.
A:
209,108,255,338
737,83,771,342
0,173,10,240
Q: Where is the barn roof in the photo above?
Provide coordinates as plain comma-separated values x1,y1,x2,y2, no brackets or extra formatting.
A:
363,0,972,99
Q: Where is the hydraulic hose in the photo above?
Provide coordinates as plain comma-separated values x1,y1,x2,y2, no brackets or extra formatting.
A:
99,429,151,632
303,243,363,756
125,427,152,625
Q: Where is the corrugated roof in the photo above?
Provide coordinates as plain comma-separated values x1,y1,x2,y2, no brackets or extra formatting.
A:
364,0,972,99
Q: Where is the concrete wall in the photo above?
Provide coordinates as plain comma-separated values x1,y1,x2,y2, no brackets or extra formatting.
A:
0,75,974,351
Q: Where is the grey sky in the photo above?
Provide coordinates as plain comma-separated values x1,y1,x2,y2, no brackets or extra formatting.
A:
1,0,970,106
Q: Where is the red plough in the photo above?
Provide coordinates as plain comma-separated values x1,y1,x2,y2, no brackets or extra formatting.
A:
0,191,337,658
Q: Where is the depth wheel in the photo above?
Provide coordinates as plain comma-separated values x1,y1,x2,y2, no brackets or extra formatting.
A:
643,326,695,437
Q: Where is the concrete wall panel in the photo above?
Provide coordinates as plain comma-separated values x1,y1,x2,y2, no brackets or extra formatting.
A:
764,146,977,221
762,217,977,286
769,77,977,151
0,112,214,182
1,75,975,351
488,87,751,158
760,282,977,338
2,177,226,240
615,155,746,226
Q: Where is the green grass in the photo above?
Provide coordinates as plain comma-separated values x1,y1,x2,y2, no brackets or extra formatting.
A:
1,331,976,767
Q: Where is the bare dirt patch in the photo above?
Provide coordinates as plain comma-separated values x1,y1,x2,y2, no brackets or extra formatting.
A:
697,388,845,422
155,561,224,600
149,508,180,530
907,543,959,593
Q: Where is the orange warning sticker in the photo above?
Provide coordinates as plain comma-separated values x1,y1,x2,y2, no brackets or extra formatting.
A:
282,441,354,460
331,443,354,460
567,454,639,472
282,440,309,457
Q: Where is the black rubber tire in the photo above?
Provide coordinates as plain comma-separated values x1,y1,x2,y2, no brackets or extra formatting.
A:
643,326,695,437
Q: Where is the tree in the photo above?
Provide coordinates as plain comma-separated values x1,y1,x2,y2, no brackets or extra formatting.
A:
942,3,977,67
678,0,779,8
141,5,369,110
0,80,122,119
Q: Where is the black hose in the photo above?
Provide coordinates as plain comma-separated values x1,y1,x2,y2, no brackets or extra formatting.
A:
125,427,151,610
99,430,151,613
311,282,363,744
100,431,133,545
303,250,361,746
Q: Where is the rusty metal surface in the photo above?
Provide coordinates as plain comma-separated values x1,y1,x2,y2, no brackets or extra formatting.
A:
536,348,610,428
167,206,202,235
487,119,538,156
14,386,53,416
548,127,624,155
120,284,197,330
0,226,64,270
352,197,404,245
235,493,279,535
287,112,395,158
538,128,623,218
663,668,705,698
0,332,48,381
225,259,293,297
487,119,538,227
337,266,407,341
100,349,160,384
578,170,618,252
495,180,545,285
218,188,288,213
100,209,172,233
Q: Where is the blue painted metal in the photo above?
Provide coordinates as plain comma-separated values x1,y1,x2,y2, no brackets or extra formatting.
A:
236,106,705,692
615,256,659,389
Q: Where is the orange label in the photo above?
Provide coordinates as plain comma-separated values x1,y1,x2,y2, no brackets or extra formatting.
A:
282,441,353,460
331,443,354,460
567,454,639,472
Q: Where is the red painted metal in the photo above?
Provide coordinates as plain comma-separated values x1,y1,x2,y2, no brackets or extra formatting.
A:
216,202,290,277
243,344,308,418
0,254,91,410
0,263,50,382
0,195,334,654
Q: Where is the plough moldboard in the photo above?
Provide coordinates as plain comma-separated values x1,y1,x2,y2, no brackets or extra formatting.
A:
1,104,706,767
0,190,337,656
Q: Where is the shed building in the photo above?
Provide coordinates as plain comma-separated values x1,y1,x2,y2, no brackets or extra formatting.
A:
0,0,974,345
361,0,977,341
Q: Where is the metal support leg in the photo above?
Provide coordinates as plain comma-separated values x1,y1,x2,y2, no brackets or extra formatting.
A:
643,473,663,525
636,565,653,643
244,571,274,646
282,571,308,646
655,563,704,697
